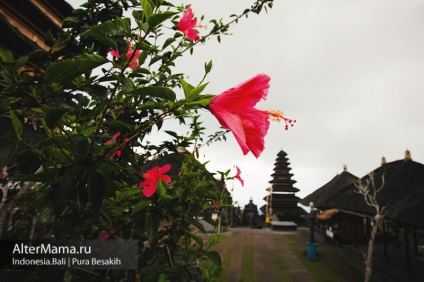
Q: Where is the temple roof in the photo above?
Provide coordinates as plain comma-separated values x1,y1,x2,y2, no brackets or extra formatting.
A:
318,156,424,229
0,0,73,58
300,168,358,207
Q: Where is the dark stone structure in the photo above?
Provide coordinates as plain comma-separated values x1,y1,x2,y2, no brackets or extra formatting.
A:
242,198,259,228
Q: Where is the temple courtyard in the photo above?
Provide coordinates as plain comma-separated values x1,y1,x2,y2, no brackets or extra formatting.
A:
210,227,424,282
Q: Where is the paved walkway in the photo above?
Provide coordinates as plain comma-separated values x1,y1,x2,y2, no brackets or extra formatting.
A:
211,226,424,282
212,227,314,282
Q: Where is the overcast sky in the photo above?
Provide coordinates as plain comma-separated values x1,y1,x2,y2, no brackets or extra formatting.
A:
67,0,424,210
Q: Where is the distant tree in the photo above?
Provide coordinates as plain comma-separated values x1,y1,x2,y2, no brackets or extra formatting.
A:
355,171,386,282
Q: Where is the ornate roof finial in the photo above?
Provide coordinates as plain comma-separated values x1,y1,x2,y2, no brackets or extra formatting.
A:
343,164,347,172
381,156,386,165
405,149,412,160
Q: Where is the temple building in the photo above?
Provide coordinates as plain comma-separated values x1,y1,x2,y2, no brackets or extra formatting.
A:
241,198,259,228
261,150,306,224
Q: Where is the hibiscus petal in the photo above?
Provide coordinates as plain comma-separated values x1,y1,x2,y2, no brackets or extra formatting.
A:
158,164,171,174
208,74,271,158
208,107,249,155
235,166,244,186
161,175,171,184
212,74,270,110
186,29,200,41
242,118,267,158
142,183,156,197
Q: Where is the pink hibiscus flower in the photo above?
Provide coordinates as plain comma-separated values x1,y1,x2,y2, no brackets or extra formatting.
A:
109,46,141,69
100,230,115,241
110,50,120,60
105,132,128,158
208,74,295,158
125,49,141,69
235,166,244,187
177,6,200,41
139,164,172,197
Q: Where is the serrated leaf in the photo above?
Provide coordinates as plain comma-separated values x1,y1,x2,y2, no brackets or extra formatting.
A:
191,220,207,234
145,213,158,243
148,11,178,29
185,97,214,107
60,166,87,199
44,54,107,84
180,79,194,98
156,179,171,199
131,200,149,215
71,136,90,161
0,48,13,63
186,83,209,102
128,86,176,101
9,110,23,139
18,168,59,182
205,250,221,266
45,108,68,129
184,230,204,248
162,38,175,50
81,18,131,39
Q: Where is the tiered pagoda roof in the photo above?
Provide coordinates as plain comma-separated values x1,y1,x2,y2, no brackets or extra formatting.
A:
261,150,306,221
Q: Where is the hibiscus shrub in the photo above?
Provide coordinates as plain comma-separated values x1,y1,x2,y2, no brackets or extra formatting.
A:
0,0,279,281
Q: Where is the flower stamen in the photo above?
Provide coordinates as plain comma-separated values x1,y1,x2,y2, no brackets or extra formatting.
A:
265,109,296,130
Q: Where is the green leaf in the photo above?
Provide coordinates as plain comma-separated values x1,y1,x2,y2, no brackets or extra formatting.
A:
162,38,175,50
18,168,59,182
80,18,132,46
208,234,228,248
128,86,176,101
80,126,97,137
204,60,213,74
9,110,23,139
185,96,214,107
180,79,194,98
191,220,207,234
0,48,13,63
147,11,177,29
71,135,90,161
44,54,107,84
62,16,80,23
145,213,158,243
156,179,171,199
131,200,149,215
205,250,222,266
184,230,204,248
15,56,29,69
89,172,106,211
59,166,87,200
45,108,68,129
186,83,209,102
0,142,16,168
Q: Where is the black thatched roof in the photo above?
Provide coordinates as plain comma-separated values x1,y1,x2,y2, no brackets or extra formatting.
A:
321,158,424,229
387,188,424,228
0,0,73,57
300,169,358,208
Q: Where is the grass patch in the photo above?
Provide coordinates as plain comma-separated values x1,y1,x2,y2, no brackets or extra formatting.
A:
270,248,292,281
283,234,342,282
239,242,255,282
210,232,236,282
213,250,231,282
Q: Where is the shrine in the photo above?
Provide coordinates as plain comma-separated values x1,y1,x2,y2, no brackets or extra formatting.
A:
261,150,306,228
